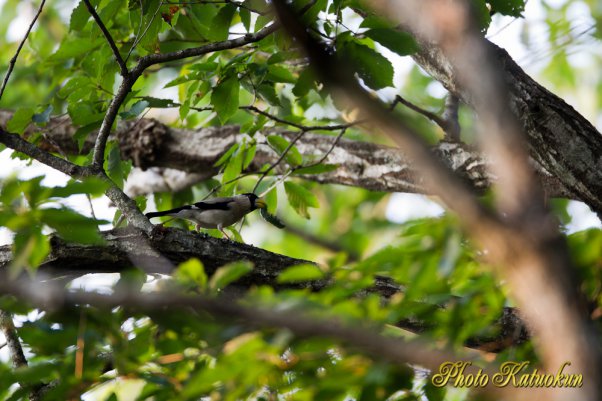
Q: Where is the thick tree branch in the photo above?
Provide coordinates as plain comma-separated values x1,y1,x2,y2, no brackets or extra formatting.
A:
0,127,90,178
135,23,278,70
0,227,529,353
0,227,310,280
0,111,573,199
412,34,602,215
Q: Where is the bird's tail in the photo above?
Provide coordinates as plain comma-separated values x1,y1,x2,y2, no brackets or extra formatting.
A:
146,210,172,219
146,205,190,219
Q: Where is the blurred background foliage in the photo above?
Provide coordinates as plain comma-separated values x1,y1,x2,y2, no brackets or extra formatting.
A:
0,0,601,400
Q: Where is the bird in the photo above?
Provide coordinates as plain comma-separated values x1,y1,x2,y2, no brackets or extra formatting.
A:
145,193,267,239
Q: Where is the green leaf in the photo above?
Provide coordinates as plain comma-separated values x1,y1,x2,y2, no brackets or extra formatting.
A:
277,263,324,283
338,40,394,90
284,181,319,219
214,143,240,167
70,0,90,31
208,4,236,41
365,29,418,56
106,141,130,188
32,105,53,124
120,100,149,119
40,208,106,244
240,7,251,31
266,65,297,83
211,74,240,123
73,120,102,151
48,178,110,198
67,101,105,126
209,261,253,291
293,68,316,98
174,258,207,291
267,135,302,167
243,143,257,169
293,163,339,175
48,36,104,62
7,108,34,134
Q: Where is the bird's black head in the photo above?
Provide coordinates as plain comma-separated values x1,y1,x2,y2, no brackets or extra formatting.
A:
243,193,266,210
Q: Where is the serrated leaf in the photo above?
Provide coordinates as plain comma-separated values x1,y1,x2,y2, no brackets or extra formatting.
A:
365,29,418,56
284,181,318,219
69,0,90,31
338,40,393,90
293,163,339,175
211,75,240,123
277,263,324,283
267,135,302,167
209,261,253,291
7,108,34,134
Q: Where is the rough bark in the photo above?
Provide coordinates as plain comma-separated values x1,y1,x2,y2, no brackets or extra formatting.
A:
412,41,602,215
0,110,573,199
0,227,529,353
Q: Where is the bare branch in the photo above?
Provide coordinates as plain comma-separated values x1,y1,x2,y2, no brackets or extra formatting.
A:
0,310,28,369
82,0,128,76
391,95,448,130
0,0,46,102
0,127,90,178
0,309,44,400
135,23,278,70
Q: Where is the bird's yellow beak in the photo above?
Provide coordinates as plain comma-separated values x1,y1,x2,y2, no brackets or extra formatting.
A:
255,198,267,209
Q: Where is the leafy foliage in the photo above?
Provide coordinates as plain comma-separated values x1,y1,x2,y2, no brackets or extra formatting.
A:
1,0,601,400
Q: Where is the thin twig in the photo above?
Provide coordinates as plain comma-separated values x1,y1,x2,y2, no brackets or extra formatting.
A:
82,0,128,76
125,0,145,62
253,129,307,192
0,0,46,102
243,105,361,131
390,95,448,131
258,128,347,197
125,0,163,62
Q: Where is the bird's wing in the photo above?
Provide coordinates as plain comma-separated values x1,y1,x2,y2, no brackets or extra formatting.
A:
193,197,235,210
